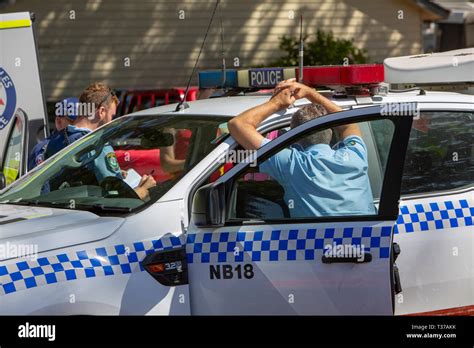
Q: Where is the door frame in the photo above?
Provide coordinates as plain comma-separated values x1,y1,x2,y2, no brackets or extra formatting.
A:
1,108,29,183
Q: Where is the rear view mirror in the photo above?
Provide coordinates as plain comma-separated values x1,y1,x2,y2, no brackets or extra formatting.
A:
191,182,226,227
141,131,174,149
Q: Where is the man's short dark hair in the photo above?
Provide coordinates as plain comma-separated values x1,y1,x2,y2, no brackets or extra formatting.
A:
290,104,332,147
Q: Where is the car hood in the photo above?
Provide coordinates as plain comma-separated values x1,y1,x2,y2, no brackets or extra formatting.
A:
0,204,124,261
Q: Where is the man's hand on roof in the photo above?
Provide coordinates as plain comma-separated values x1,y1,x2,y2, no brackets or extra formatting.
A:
269,83,297,109
273,79,361,140
273,78,312,100
228,84,297,150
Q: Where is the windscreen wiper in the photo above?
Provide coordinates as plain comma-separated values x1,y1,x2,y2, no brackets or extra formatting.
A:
82,204,132,214
3,200,132,215
3,200,70,208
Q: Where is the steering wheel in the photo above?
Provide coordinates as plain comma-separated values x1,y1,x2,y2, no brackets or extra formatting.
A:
100,176,141,200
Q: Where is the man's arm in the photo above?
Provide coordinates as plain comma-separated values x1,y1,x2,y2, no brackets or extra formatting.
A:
160,128,185,173
134,174,156,201
228,86,295,150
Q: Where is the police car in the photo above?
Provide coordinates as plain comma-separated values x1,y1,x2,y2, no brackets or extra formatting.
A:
0,49,472,315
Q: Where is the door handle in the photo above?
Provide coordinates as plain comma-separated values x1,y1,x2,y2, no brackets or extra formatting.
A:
321,252,372,264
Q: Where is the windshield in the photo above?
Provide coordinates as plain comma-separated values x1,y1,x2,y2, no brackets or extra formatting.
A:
0,115,230,215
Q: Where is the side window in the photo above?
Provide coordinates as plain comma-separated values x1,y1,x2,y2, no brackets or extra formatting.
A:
208,127,290,183
397,111,473,195
2,115,25,186
227,119,395,220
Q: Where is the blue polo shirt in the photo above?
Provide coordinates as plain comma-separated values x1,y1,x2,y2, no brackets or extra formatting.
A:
259,135,375,217
61,126,122,182
28,137,50,171
43,125,90,160
41,126,121,194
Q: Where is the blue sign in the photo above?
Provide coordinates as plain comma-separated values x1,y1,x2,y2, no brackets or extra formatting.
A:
0,67,17,130
248,68,284,88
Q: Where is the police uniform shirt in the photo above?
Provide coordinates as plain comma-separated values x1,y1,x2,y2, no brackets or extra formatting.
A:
45,125,122,182
259,135,375,217
88,142,122,182
28,137,50,171
67,125,122,182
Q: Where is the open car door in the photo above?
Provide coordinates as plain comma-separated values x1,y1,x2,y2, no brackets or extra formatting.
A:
186,105,413,315
1,108,28,187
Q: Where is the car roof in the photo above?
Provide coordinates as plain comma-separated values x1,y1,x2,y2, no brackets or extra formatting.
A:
126,90,473,119
128,95,273,117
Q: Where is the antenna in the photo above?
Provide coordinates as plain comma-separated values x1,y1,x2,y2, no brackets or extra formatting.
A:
219,1,226,89
299,15,304,82
176,0,220,111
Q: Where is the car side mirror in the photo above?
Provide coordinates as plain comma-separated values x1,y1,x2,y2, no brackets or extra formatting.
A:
191,182,226,227
0,172,6,190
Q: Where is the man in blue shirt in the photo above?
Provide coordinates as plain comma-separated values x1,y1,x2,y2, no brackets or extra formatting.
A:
228,79,375,218
28,97,79,170
44,82,155,200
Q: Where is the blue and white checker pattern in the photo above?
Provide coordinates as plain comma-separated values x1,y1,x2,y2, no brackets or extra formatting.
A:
394,199,473,234
186,225,392,264
0,235,184,296
1,199,471,296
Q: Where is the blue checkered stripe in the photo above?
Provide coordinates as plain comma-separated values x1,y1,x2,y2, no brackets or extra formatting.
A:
394,199,473,234
0,235,184,296
186,225,392,264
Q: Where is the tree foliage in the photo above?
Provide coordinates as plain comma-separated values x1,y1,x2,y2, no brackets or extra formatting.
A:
269,30,369,67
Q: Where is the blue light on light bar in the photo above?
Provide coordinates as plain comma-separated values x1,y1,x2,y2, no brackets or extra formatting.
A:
198,70,238,89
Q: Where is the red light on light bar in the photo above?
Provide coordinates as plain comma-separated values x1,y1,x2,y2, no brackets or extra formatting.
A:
297,64,384,86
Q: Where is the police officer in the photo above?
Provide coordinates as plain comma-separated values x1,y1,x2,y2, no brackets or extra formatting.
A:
43,83,118,160
28,97,79,171
45,82,155,200
228,79,373,217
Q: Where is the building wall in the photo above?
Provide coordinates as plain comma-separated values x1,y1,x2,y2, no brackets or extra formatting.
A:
3,0,424,100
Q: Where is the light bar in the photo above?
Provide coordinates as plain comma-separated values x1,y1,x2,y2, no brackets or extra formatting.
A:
198,68,295,89
298,64,384,86
237,68,295,88
198,64,385,90
198,70,238,89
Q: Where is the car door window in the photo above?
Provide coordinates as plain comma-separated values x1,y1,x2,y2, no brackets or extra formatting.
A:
208,127,290,183
227,119,395,220
2,115,25,186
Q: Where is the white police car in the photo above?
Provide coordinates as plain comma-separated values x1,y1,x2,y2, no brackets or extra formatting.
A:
0,50,472,315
